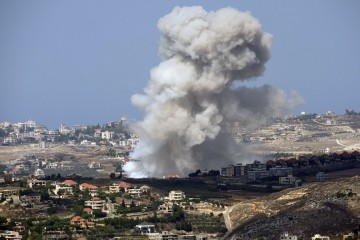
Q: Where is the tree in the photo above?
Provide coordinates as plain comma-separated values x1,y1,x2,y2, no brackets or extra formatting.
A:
93,209,106,218
109,173,116,180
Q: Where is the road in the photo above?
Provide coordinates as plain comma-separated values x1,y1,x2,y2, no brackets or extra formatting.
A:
221,204,236,240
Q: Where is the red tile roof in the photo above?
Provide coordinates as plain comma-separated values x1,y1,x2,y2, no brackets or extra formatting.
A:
119,182,130,188
83,208,93,213
80,183,98,189
63,180,77,186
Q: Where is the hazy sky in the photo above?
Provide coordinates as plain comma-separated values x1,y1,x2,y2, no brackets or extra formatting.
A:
1,1,359,129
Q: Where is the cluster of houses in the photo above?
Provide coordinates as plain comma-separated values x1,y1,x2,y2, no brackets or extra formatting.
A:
220,150,360,184
279,232,359,240
134,223,210,240
0,119,139,150
220,160,297,184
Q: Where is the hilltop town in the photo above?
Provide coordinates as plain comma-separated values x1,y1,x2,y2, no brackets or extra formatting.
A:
0,111,359,240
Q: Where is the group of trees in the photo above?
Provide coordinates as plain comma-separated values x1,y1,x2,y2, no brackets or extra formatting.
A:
345,109,360,115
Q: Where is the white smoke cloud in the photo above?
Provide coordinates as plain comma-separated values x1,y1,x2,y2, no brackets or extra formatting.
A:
127,6,303,178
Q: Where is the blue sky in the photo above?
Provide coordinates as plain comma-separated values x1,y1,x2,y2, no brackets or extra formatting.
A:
1,1,359,129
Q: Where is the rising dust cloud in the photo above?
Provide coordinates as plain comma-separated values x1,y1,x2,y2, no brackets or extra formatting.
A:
125,6,303,178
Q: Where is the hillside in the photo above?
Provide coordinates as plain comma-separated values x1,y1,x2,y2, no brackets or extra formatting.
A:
225,175,360,240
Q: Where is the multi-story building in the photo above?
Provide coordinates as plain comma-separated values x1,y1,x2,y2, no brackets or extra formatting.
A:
225,165,235,177
27,179,47,188
84,197,106,210
168,190,186,201
127,188,143,198
20,193,41,205
109,182,131,193
247,169,269,181
79,183,98,196
269,166,293,177
279,175,297,185
234,163,248,177
101,131,114,140
54,184,73,196
316,172,329,182
247,160,267,171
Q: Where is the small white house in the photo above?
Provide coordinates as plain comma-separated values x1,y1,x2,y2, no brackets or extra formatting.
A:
311,234,330,240
280,232,298,240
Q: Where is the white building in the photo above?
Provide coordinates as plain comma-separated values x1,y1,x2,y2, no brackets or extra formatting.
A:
54,184,73,196
0,230,22,240
33,168,45,178
27,179,47,188
101,131,114,140
280,232,298,240
135,222,155,234
128,188,143,198
158,203,174,214
85,197,106,210
311,234,330,240
168,190,186,201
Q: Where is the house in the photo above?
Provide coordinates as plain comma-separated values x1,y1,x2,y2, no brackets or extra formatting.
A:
311,234,330,240
86,222,95,229
0,188,19,199
280,232,298,240
63,179,78,186
140,185,151,195
116,198,140,208
101,131,114,140
127,188,143,198
20,193,41,205
158,203,174,213
54,184,73,196
70,216,87,229
27,179,47,188
158,231,178,240
79,183,98,196
135,222,155,234
0,230,22,240
343,233,355,240
108,182,131,193
33,168,46,178
84,197,106,210
168,190,186,201
70,216,97,229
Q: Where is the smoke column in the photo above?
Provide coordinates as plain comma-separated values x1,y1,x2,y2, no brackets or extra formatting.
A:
126,6,303,177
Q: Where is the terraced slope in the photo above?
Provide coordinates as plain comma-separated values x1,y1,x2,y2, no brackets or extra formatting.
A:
225,175,360,240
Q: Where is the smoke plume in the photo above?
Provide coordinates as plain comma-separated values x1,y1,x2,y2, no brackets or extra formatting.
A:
126,6,303,177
